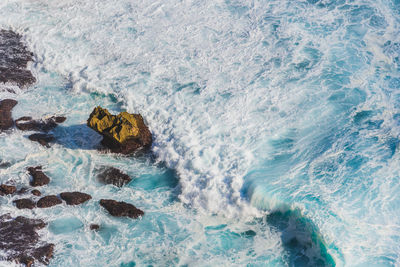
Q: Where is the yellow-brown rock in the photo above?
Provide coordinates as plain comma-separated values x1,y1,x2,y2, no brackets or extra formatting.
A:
87,106,152,154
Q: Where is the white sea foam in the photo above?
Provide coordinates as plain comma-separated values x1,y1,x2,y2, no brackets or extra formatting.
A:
0,0,400,265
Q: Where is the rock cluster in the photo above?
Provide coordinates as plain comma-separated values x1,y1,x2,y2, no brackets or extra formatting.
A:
0,214,54,266
15,116,66,132
87,106,152,154
0,29,36,88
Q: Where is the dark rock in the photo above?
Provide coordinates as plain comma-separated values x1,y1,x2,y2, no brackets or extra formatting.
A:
14,198,36,209
60,192,92,205
37,195,62,208
0,99,17,131
31,189,41,196
89,224,100,231
0,161,11,168
87,106,152,155
28,133,55,147
97,167,132,187
0,29,36,88
100,199,144,219
17,187,28,195
15,116,66,132
0,184,16,195
0,214,53,265
28,166,50,186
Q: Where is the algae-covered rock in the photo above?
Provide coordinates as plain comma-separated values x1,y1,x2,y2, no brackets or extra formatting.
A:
87,106,152,154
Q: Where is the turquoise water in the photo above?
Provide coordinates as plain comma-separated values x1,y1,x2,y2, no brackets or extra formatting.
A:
0,0,400,266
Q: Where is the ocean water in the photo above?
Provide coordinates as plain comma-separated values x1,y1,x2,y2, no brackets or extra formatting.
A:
0,0,399,266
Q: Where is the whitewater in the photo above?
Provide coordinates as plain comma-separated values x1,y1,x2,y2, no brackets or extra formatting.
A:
0,0,399,266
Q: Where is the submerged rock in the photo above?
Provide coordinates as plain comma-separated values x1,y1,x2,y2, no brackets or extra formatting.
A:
60,192,92,205
99,199,144,219
14,198,36,209
0,99,17,131
0,214,53,265
97,167,131,187
28,133,55,147
15,116,66,132
28,166,50,186
89,224,100,231
0,184,16,195
37,195,62,208
87,106,152,154
0,29,36,88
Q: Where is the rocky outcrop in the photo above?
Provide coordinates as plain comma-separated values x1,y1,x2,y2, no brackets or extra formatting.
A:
28,133,55,147
97,167,132,187
37,195,62,208
60,192,92,205
14,198,36,209
0,99,17,131
100,199,144,219
15,116,66,132
0,29,36,88
0,184,16,195
28,166,50,186
0,214,53,265
87,106,152,154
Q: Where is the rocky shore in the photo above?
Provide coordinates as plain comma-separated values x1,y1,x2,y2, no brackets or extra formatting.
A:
0,29,150,266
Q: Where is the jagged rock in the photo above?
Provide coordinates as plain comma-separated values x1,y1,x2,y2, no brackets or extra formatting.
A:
100,199,144,219
15,116,66,132
31,189,41,196
0,29,36,88
28,133,55,147
97,167,131,187
0,214,53,265
87,106,152,154
89,224,100,231
28,166,50,186
0,99,17,131
14,198,36,209
60,192,92,205
37,195,62,208
0,184,16,195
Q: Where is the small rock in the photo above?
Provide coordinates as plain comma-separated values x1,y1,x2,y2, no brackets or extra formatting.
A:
97,167,132,187
99,199,144,219
28,166,50,186
31,189,41,196
0,99,17,131
37,195,62,208
15,116,66,132
17,187,28,195
89,224,100,231
14,198,36,209
60,192,92,205
0,184,16,195
28,133,55,147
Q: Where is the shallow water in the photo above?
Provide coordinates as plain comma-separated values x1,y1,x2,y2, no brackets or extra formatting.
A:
0,0,400,266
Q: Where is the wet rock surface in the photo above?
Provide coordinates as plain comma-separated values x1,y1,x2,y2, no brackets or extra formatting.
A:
28,133,55,147
0,214,53,265
37,195,62,208
31,189,41,196
60,192,92,205
100,199,144,219
0,99,17,131
28,166,50,186
89,224,100,231
14,198,36,209
0,184,16,195
0,29,36,88
16,116,66,132
97,167,132,187
87,106,152,154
